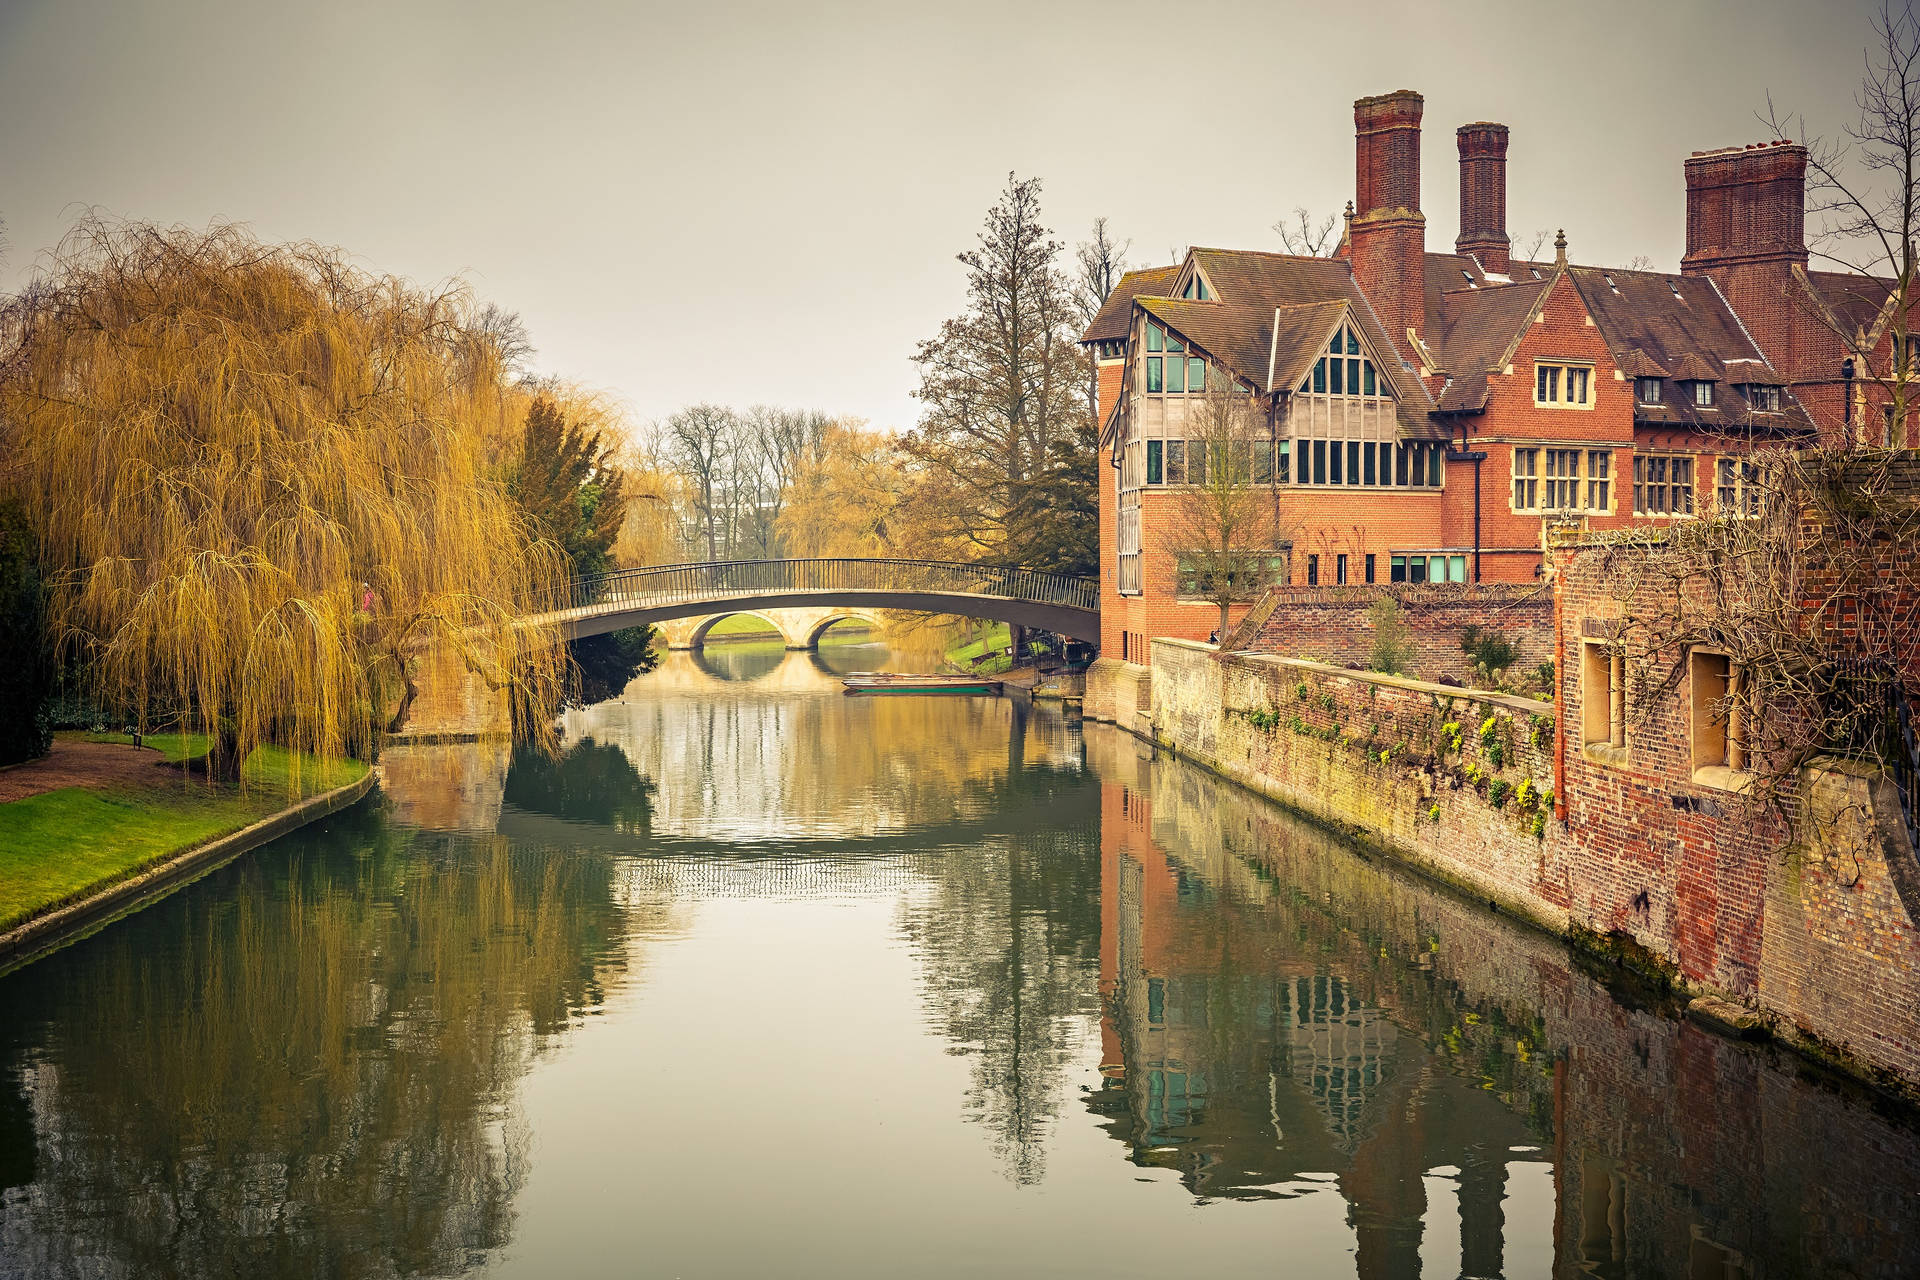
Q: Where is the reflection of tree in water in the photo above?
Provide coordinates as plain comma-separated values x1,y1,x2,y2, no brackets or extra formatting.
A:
503,736,655,833
896,762,1102,1185
0,801,634,1279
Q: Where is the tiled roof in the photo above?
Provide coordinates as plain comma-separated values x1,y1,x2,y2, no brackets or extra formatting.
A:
1668,351,1719,382
1804,269,1894,342
1080,265,1179,343
1135,248,1440,436
1430,279,1550,411
1566,265,1813,433
1615,347,1671,378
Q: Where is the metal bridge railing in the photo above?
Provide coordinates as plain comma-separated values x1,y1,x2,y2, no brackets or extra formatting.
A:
544,558,1100,619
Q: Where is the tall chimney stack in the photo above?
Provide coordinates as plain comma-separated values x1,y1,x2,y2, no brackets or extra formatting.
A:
1456,122,1510,274
1680,140,1809,372
1349,90,1427,366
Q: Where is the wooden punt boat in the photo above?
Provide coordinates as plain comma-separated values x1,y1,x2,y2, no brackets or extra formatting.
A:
841,672,1002,695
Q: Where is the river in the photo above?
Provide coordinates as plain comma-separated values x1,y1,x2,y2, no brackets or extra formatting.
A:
2,639,1918,1278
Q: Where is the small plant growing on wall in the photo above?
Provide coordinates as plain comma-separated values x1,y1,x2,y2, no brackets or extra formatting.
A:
1488,779,1511,808
1478,714,1508,770
1368,596,1415,675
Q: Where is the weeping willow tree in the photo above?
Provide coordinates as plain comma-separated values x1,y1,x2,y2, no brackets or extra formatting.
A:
0,218,569,785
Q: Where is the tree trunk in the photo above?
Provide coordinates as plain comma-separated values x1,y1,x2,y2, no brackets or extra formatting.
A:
211,722,244,783
385,650,419,735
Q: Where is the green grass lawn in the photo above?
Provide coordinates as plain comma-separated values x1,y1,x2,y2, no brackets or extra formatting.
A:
703,613,782,638
0,735,368,933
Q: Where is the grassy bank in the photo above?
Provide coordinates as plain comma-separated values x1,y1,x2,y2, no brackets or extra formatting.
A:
0,733,368,932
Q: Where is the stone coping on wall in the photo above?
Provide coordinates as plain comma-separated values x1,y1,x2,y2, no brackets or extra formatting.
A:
1163,636,1555,716
0,769,378,974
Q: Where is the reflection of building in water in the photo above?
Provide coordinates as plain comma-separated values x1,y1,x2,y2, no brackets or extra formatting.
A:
1094,756,1547,1276
1086,725,1920,1280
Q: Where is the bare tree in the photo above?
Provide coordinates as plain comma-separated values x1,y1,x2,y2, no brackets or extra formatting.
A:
664,403,736,561
1624,255,1656,271
1165,373,1292,637
1273,206,1340,257
474,303,535,380
906,174,1087,566
1765,1,1920,445
1515,229,1554,262
1072,216,1130,329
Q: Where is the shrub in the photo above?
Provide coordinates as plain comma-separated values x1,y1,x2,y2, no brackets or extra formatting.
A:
1460,624,1520,674
1488,779,1511,808
1368,596,1415,675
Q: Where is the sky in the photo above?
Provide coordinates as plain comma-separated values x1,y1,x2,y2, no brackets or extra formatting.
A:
0,0,1885,434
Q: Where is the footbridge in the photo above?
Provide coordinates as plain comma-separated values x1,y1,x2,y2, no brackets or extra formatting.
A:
542,559,1101,644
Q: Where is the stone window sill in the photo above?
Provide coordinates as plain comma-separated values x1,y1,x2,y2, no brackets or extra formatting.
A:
1583,741,1632,770
1690,764,1755,794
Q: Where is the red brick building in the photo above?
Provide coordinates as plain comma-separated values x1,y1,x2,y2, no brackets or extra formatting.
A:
1083,88,1908,668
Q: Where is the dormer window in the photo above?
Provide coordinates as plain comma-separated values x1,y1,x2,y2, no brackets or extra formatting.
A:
1180,274,1213,301
1743,384,1781,411
1688,380,1715,407
1142,320,1204,395
1636,377,1663,405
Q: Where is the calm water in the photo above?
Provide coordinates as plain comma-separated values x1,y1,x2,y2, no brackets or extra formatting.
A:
3,639,1919,1278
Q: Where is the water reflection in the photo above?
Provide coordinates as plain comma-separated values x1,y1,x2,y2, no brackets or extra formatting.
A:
3,648,1919,1278
1085,726,1920,1277
0,804,646,1279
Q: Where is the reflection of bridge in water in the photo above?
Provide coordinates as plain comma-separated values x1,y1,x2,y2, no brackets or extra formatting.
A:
542,558,1100,643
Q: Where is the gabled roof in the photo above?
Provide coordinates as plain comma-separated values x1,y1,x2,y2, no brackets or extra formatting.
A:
1114,248,1437,435
1429,278,1552,411
1081,266,1179,343
1566,265,1813,432
1668,351,1719,382
1616,347,1671,378
1804,269,1896,343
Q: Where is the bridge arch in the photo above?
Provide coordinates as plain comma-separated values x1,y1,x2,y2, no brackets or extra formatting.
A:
548,560,1099,646
686,610,792,649
801,611,881,649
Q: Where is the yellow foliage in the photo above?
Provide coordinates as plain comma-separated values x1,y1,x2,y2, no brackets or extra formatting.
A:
0,218,568,786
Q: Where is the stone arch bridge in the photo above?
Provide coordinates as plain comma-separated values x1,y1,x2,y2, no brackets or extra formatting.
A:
543,559,1101,645
655,606,884,651
401,559,1099,738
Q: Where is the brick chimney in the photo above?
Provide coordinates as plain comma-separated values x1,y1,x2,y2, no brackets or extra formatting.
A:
1349,90,1427,366
1456,122,1510,274
1680,140,1809,370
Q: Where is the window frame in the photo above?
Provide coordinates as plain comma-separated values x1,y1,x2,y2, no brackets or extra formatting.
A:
1635,377,1663,406
1631,453,1695,517
1534,361,1596,410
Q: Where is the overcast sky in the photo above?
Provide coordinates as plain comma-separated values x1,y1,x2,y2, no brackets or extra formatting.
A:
0,0,1881,433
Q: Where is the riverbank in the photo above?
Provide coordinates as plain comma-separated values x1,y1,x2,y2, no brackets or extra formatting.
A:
0,733,372,967
1087,642,1920,1104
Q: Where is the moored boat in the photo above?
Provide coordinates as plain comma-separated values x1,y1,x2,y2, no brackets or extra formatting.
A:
842,671,1002,695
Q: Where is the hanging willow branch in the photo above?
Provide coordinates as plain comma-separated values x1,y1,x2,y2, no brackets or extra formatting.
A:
0,217,568,789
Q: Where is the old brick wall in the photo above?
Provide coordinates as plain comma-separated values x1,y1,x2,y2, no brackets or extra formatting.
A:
1555,524,1920,1087
1225,582,1552,684
1150,639,1568,931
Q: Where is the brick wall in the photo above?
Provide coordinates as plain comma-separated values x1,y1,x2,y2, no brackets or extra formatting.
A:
1223,581,1553,684
1144,604,1920,1094
1552,489,1920,1088
1149,639,1568,930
